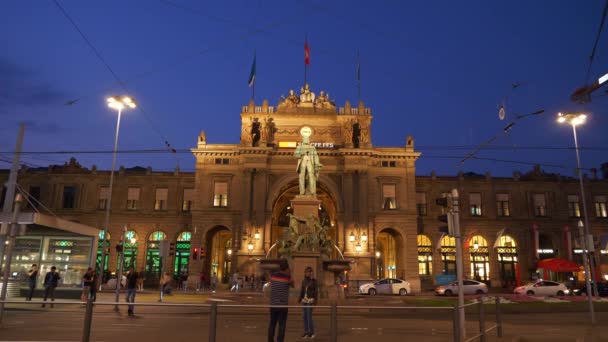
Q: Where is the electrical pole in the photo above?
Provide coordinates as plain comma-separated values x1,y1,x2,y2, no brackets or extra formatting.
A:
0,193,23,326
114,225,126,312
451,188,465,341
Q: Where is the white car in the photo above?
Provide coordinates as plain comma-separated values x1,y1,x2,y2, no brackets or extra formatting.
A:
435,280,488,296
513,280,569,296
359,278,411,296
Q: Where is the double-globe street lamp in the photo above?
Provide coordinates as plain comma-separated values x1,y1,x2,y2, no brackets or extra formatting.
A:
556,112,596,324
99,96,136,290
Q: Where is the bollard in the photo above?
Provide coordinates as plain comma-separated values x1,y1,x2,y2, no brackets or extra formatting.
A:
209,302,217,342
330,302,338,342
81,298,94,342
478,299,486,342
452,304,460,342
495,296,503,337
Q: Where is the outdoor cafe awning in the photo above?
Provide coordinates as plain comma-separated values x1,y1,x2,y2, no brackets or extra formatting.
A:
537,258,582,273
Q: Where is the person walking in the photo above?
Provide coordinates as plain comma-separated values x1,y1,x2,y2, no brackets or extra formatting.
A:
231,272,240,292
298,266,318,339
81,267,93,302
210,272,218,293
268,260,293,342
26,264,38,301
160,272,172,302
125,267,138,316
42,266,60,308
90,269,98,302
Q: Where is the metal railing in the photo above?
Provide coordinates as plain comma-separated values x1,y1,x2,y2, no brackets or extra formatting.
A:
0,296,503,342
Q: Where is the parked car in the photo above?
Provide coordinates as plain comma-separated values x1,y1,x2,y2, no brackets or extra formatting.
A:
513,280,569,296
358,278,411,296
435,280,488,296
572,282,608,296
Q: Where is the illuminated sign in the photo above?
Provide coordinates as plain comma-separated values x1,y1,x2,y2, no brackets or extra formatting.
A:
278,142,335,149
537,249,554,254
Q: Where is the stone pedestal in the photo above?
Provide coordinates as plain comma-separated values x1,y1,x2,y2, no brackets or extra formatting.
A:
291,195,321,219
290,252,320,290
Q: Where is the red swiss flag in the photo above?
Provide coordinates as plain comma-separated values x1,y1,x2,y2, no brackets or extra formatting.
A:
304,38,310,65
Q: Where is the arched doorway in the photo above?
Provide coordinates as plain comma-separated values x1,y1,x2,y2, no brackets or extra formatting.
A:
206,226,232,284
123,230,138,270
145,230,167,282
469,235,490,282
174,231,191,278
270,181,338,255
497,234,518,286
377,229,403,279
96,230,110,272
417,234,433,279
440,235,456,275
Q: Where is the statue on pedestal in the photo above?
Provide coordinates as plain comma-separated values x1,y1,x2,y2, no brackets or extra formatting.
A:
294,126,322,196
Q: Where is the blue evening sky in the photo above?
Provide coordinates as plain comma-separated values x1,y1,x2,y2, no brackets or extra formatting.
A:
1,1,607,177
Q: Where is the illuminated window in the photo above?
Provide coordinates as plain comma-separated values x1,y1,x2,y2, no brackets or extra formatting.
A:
533,194,547,217
182,189,195,212
213,182,228,207
154,188,168,211
382,184,397,210
416,192,427,216
496,193,510,217
127,188,140,210
469,193,482,216
417,235,432,276
595,196,607,218
469,235,489,281
98,187,109,210
440,235,456,275
568,195,581,218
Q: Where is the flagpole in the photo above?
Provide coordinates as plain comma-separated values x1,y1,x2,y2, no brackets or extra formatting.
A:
357,49,361,103
304,34,309,85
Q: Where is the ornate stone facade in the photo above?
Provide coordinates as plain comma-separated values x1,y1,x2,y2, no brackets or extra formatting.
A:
2,85,608,292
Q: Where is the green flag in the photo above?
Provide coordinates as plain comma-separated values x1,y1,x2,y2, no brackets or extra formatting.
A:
248,50,256,87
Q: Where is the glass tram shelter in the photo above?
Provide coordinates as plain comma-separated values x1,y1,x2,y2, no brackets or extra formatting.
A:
0,212,98,298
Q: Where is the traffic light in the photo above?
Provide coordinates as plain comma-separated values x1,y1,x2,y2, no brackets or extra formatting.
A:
192,247,199,260
436,195,454,236
169,242,175,257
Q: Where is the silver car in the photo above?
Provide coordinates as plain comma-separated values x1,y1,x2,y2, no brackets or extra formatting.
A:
435,280,488,296
359,278,411,296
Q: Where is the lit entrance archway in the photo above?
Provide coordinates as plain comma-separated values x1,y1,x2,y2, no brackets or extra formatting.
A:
497,234,517,286
270,181,338,255
377,229,403,279
123,230,138,270
97,230,110,272
206,226,232,283
174,231,191,277
145,230,167,281
417,234,433,278
440,235,456,275
469,235,489,282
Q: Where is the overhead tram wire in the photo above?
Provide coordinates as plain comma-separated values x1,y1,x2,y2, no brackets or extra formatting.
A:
52,0,179,165
584,0,608,84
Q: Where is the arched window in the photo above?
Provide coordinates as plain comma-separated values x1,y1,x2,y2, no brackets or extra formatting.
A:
469,235,489,282
97,230,111,271
417,235,433,276
175,231,192,277
149,231,167,241
497,234,518,285
440,235,456,275
123,230,138,270
146,230,167,280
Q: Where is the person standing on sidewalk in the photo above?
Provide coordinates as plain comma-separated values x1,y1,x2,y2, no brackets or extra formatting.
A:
210,272,218,293
298,266,318,339
268,260,293,342
81,267,93,302
42,266,60,308
26,264,38,301
125,267,138,316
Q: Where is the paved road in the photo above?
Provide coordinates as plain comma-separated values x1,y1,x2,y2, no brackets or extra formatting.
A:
0,291,607,341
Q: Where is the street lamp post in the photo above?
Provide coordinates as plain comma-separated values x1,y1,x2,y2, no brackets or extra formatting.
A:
557,112,596,325
99,96,136,291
